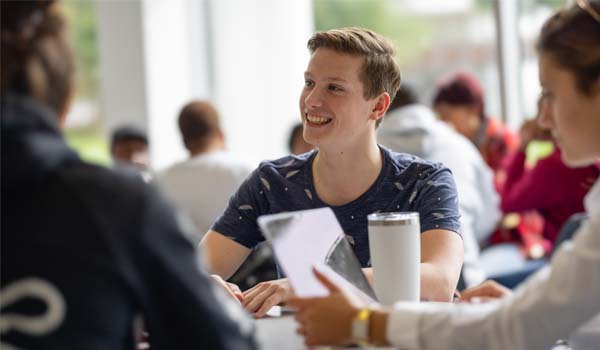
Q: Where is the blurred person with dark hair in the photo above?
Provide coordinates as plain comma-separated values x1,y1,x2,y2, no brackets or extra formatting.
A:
290,2,600,349
0,2,255,349
110,125,149,168
433,71,519,180
157,100,253,241
378,84,500,287
288,122,314,155
110,125,151,181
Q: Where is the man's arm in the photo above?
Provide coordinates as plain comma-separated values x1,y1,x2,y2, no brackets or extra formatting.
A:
199,230,252,279
419,229,463,301
201,230,294,318
362,229,463,302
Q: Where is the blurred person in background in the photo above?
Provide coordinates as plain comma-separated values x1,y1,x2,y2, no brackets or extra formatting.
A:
157,101,276,291
433,71,519,185
378,84,500,287
288,122,314,155
110,125,151,181
157,100,253,242
499,97,599,256
0,1,255,349
289,2,600,349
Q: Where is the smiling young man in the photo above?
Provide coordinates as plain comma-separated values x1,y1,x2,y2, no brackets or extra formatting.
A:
200,27,464,317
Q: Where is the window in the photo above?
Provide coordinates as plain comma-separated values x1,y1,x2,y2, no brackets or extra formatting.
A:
63,0,109,165
314,0,502,119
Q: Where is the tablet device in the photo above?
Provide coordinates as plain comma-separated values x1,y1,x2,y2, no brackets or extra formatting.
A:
257,207,377,302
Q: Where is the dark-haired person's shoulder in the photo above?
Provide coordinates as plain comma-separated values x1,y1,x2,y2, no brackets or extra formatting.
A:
60,162,148,203
55,162,158,235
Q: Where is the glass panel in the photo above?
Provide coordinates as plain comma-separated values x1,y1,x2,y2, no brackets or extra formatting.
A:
62,0,109,166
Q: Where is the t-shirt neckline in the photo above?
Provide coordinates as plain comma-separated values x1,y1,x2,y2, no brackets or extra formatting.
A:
305,145,388,209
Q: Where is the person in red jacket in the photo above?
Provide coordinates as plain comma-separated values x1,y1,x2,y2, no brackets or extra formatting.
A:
500,104,599,252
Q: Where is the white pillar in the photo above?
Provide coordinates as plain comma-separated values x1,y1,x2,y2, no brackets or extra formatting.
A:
141,0,196,169
495,0,522,130
96,1,148,135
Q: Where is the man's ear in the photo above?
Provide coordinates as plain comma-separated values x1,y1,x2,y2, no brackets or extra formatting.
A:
369,92,391,122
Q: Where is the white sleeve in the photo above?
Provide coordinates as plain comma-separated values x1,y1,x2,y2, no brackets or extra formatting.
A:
387,211,600,350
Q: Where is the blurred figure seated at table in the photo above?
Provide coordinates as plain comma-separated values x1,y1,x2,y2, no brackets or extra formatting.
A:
433,71,519,187
110,124,152,182
157,100,276,291
496,96,599,257
378,84,500,287
200,27,464,318
480,98,599,288
0,2,255,349
288,122,314,155
288,2,600,349
157,100,253,242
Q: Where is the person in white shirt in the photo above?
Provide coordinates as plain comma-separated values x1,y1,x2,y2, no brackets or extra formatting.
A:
378,85,500,287
288,1,600,349
158,101,252,242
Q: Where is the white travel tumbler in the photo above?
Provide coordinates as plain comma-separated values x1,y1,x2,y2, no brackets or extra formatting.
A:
368,212,420,305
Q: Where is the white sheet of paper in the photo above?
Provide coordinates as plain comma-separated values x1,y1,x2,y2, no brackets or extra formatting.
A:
258,208,342,297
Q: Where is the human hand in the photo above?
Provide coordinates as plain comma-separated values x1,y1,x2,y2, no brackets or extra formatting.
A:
459,280,512,303
287,267,366,346
209,274,244,304
519,119,552,150
242,278,293,318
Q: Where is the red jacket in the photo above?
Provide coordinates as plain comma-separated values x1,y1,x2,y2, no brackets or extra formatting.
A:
500,146,599,244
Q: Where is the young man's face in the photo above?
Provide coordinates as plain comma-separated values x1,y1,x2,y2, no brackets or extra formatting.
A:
299,47,380,150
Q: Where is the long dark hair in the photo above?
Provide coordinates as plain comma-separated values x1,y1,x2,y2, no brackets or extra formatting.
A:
1,1,75,115
537,1,600,96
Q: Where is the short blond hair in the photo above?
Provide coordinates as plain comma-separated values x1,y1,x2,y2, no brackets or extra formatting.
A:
307,27,401,126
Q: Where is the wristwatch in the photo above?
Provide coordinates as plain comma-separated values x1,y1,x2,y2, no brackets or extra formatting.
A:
351,308,371,345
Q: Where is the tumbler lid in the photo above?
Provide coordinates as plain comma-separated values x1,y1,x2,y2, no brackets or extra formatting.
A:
367,212,419,226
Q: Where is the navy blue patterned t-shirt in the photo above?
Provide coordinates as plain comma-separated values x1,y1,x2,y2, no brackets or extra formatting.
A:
212,146,461,267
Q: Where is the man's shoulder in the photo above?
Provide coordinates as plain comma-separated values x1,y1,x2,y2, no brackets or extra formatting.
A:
382,146,444,173
257,151,314,178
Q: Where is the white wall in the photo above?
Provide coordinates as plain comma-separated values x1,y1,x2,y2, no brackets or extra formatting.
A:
141,0,196,169
96,0,314,170
208,0,314,166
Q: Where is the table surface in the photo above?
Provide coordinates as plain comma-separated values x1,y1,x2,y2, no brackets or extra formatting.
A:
255,313,600,350
255,313,399,350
